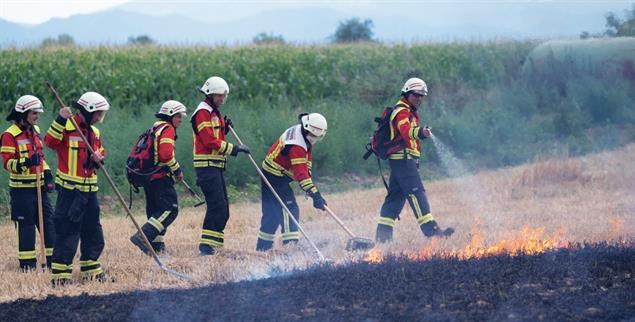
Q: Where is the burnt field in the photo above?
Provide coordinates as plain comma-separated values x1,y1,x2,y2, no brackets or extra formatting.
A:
2,243,634,322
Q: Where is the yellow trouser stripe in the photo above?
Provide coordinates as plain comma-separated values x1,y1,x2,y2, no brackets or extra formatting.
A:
81,267,103,276
18,250,37,260
409,194,423,218
282,232,299,241
283,212,290,234
148,217,165,232
417,213,434,226
51,262,72,270
79,260,100,267
378,217,396,227
157,210,171,223
258,231,275,241
51,273,72,280
202,229,224,239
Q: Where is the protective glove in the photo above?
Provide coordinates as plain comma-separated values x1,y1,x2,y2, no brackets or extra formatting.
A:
224,116,233,134
309,191,327,210
90,151,105,169
418,126,431,139
43,170,56,193
173,168,184,182
231,144,250,156
22,153,41,168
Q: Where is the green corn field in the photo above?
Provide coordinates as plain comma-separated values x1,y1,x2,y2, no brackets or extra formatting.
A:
1,40,634,217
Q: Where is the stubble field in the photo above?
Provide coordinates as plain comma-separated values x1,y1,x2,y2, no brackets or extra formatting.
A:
0,143,633,320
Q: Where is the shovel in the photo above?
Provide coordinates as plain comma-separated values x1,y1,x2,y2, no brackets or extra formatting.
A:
323,205,375,251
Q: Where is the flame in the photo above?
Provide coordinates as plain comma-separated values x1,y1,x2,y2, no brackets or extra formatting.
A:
608,217,625,240
364,248,383,263
364,225,570,264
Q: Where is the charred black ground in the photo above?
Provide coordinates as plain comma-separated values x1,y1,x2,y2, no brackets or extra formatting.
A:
2,243,634,321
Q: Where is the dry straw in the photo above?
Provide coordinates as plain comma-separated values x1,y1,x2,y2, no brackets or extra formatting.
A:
0,144,633,302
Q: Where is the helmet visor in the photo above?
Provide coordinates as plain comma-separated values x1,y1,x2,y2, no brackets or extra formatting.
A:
306,133,324,145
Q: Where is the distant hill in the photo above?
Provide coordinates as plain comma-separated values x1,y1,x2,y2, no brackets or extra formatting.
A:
0,2,630,47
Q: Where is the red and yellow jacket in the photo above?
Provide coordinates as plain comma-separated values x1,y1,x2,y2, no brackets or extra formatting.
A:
262,124,318,194
191,100,234,169
151,120,181,180
44,115,106,192
1,124,51,188
389,98,422,160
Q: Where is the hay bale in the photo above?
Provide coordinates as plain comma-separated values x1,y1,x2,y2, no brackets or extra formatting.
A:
522,37,635,79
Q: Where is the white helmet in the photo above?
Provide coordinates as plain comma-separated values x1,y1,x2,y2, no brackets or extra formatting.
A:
15,95,44,113
77,92,110,112
157,100,187,117
200,76,229,96
401,77,428,96
300,113,327,144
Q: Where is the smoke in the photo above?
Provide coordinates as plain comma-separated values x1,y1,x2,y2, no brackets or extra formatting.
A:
430,135,504,232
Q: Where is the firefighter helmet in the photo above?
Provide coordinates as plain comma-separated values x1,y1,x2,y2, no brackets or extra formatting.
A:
300,113,327,144
401,77,428,96
200,76,229,96
15,95,44,113
156,100,187,117
76,92,110,112
6,95,44,121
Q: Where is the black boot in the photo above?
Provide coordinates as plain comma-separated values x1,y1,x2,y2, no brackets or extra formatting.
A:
152,242,166,254
82,271,109,283
199,244,216,256
130,233,151,255
19,262,37,272
256,239,273,252
421,221,454,238
51,278,72,288
376,224,393,243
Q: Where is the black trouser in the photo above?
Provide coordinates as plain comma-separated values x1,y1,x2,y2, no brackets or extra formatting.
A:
376,158,438,242
196,167,229,253
256,171,300,251
51,188,104,282
136,177,179,251
10,188,55,270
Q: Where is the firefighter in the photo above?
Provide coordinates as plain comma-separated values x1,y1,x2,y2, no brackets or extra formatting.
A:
256,113,328,252
191,76,250,255
1,95,55,271
44,91,109,285
130,100,186,255
375,78,454,242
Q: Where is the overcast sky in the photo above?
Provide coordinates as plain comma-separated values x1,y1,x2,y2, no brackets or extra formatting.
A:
1,0,632,25
0,0,125,24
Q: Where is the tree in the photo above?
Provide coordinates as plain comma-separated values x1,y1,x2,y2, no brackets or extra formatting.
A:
253,32,285,45
604,4,635,37
581,4,635,38
128,35,156,46
332,18,374,43
40,34,75,47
